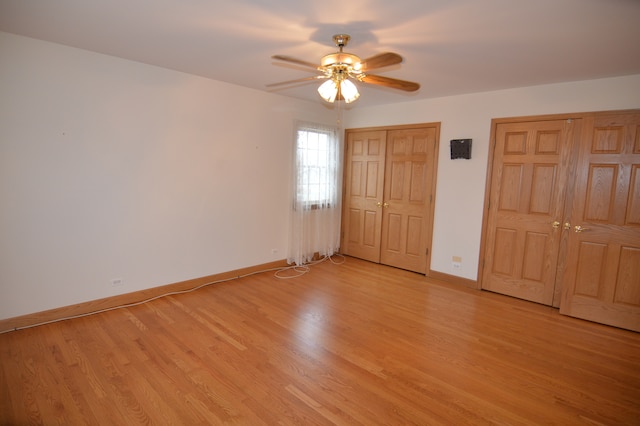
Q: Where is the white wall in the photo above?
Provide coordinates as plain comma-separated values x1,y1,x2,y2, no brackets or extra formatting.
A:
344,75,640,280
0,32,336,320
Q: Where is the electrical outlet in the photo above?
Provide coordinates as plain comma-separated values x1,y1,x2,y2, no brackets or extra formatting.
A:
452,256,462,270
111,278,124,287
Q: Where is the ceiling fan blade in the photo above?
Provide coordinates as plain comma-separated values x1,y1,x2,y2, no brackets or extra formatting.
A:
359,52,403,71
266,75,326,88
360,74,420,92
272,55,319,70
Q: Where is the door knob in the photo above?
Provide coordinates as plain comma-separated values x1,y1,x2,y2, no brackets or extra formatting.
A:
376,201,382,207
552,221,560,229
563,222,571,230
383,202,389,208
574,225,589,233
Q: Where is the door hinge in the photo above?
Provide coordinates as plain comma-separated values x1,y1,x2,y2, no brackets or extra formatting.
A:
426,248,429,256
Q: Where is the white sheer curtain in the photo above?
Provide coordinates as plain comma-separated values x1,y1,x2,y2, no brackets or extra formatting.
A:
287,121,342,266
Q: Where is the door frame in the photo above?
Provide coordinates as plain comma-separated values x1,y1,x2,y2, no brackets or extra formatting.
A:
341,122,440,276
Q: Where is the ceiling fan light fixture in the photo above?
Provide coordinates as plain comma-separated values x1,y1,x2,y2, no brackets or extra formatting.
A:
318,79,338,102
318,77,360,103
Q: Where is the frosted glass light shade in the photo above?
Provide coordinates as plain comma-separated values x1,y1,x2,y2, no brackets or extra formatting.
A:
340,79,360,103
317,79,338,102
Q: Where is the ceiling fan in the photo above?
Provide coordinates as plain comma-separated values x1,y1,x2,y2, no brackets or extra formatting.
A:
268,34,420,104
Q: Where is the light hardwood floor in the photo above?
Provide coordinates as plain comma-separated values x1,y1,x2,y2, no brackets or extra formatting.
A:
1,256,639,425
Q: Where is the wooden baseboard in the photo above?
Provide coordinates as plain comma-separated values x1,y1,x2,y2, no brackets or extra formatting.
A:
0,259,290,333
427,269,479,289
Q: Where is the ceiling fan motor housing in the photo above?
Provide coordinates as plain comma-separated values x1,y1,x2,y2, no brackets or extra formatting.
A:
320,52,362,68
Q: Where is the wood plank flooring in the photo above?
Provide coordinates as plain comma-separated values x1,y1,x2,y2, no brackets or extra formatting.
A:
1,256,639,425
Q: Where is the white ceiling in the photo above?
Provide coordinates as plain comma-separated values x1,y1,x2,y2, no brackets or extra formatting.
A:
1,0,640,108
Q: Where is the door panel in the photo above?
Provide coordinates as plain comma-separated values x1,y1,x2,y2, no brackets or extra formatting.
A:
342,130,386,262
482,120,577,305
560,113,640,331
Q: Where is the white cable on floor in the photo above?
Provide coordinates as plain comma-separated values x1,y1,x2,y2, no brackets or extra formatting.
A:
0,253,345,334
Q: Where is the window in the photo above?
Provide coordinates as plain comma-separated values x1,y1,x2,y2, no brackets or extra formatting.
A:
295,124,339,209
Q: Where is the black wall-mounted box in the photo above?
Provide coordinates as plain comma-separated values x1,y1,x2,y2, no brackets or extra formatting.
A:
450,139,472,159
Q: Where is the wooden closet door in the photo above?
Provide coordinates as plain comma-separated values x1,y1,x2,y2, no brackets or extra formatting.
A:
341,130,387,262
482,119,578,305
560,112,640,331
380,128,438,273
342,124,439,274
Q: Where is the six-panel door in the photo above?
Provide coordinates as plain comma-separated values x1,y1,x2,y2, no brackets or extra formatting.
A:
482,119,577,305
342,130,387,263
560,112,640,331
